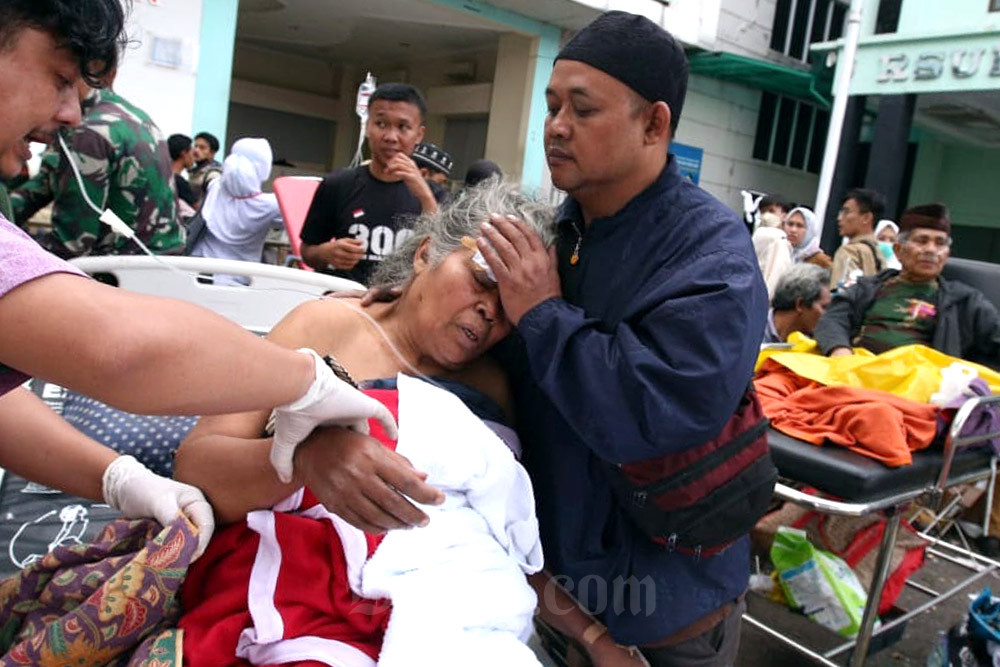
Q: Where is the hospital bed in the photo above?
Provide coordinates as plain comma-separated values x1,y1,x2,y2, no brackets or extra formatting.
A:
748,256,1000,666
0,256,363,578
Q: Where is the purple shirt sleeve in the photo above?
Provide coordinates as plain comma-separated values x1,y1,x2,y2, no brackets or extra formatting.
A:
0,215,87,396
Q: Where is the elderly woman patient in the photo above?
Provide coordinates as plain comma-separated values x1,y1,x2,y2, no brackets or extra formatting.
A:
173,180,645,667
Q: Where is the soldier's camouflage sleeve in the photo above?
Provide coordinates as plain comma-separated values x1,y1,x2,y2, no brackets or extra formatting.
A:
0,183,13,222
10,147,59,228
32,90,184,257
106,119,183,255
47,126,111,256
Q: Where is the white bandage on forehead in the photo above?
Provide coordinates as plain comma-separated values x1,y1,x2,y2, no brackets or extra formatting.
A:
471,249,497,283
461,236,497,284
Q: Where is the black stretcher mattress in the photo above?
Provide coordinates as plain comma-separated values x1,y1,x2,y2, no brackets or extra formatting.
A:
768,428,992,503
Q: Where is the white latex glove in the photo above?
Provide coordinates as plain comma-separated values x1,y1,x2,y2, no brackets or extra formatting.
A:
269,348,399,483
102,455,214,560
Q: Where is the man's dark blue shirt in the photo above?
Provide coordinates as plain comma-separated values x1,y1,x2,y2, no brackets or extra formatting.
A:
499,156,767,644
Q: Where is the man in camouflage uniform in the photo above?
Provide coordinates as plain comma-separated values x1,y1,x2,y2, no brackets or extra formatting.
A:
11,87,183,258
0,141,29,221
0,183,12,222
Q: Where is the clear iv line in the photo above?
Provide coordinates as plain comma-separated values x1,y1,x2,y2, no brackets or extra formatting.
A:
57,132,155,258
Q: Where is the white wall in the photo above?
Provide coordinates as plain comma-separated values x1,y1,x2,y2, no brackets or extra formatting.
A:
675,74,819,213
580,0,723,48
114,0,204,138
716,0,777,58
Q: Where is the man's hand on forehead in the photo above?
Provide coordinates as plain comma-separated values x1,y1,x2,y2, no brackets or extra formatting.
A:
478,214,561,325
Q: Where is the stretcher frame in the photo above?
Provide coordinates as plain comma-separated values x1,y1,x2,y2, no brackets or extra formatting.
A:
746,393,1000,667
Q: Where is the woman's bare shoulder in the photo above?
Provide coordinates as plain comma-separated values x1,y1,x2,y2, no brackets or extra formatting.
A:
266,297,366,352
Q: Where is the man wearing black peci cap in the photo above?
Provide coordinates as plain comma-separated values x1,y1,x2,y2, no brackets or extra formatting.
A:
412,141,453,203
412,142,452,186
475,11,768,665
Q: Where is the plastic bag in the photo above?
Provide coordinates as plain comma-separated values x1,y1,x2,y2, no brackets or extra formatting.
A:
770,526,871,637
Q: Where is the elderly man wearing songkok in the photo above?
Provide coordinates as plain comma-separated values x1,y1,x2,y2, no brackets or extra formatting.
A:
816,203,1000,370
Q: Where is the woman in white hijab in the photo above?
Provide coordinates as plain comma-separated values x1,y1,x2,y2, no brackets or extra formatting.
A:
784,206,832,270
190,137,283,284
875,219,902,270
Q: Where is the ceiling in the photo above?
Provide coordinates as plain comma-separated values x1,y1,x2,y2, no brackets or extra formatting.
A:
914,90,1000,148
236,0,535,65
474,0,600,30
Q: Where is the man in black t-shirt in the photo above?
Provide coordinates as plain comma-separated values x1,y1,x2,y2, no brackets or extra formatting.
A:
300,84,441,285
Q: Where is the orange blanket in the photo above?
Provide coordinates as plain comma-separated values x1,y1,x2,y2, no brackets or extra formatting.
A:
754,359,940,467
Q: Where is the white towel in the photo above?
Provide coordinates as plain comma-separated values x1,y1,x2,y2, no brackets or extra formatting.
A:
358,374,544,667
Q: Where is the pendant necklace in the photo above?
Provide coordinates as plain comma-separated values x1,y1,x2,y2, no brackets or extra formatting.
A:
570,222,583,265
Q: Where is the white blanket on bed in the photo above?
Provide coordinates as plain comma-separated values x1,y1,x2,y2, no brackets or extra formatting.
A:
357,374,544,667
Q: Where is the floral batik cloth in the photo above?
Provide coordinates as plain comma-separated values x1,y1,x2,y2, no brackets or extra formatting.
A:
0,514,198,667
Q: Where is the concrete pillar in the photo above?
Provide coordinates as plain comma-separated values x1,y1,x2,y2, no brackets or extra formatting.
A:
484,30,558,192
192,0,239,154
423,0,559,192
520,28,559,193
864,94,916,220
821,95,867,253
485,33,536,184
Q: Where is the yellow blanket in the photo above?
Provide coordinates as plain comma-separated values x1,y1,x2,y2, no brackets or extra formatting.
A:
756,334,1000,404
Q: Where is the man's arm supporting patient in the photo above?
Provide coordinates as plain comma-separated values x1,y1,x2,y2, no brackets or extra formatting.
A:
175,418,438,532
173,301,442,529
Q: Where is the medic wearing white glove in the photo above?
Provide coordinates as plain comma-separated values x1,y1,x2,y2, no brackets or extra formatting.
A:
101,347,397,559
269,348,399,483
102,455,216,558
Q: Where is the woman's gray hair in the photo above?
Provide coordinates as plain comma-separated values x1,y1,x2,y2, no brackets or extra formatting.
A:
372,176,557,287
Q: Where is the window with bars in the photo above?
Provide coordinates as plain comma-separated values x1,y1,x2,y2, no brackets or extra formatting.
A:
752,92,830,173
769,0,848,61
